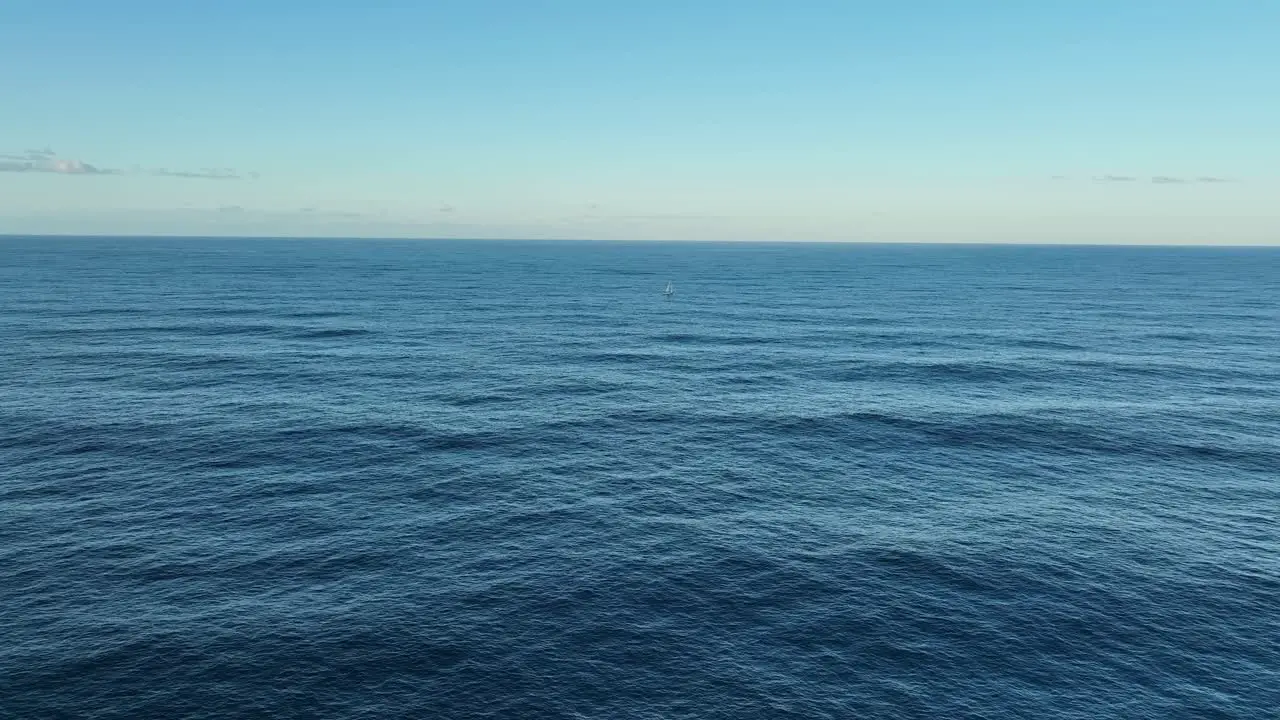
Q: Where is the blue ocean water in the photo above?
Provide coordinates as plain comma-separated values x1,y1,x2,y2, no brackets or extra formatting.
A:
1,236,1277,719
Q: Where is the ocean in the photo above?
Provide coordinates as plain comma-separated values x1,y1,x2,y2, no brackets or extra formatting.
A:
1,236,1277,719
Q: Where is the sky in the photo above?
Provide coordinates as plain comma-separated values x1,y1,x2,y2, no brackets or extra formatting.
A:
1,0,1278,243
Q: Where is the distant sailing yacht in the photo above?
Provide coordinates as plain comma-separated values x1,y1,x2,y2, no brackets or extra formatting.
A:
662,281,674,299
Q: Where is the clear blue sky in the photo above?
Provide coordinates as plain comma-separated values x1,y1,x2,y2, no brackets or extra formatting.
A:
2,0,1277,243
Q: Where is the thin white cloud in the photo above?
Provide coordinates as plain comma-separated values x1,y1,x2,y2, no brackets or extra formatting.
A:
153,167,242,180
0,147,256,180
1058,174,1236,185
0,149,118,174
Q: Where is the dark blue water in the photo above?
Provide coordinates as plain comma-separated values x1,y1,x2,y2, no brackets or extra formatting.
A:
2,237,1278,719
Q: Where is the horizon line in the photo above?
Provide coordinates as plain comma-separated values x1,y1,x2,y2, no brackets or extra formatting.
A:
2,233,1278,249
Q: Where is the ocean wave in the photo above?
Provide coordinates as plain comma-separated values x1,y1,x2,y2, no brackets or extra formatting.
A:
3,238,1278,719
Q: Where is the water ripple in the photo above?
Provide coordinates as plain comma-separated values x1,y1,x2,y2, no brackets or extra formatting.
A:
2,238,1278,719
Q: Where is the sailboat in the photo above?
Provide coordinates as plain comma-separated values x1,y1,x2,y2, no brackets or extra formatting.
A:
662,281,674,298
